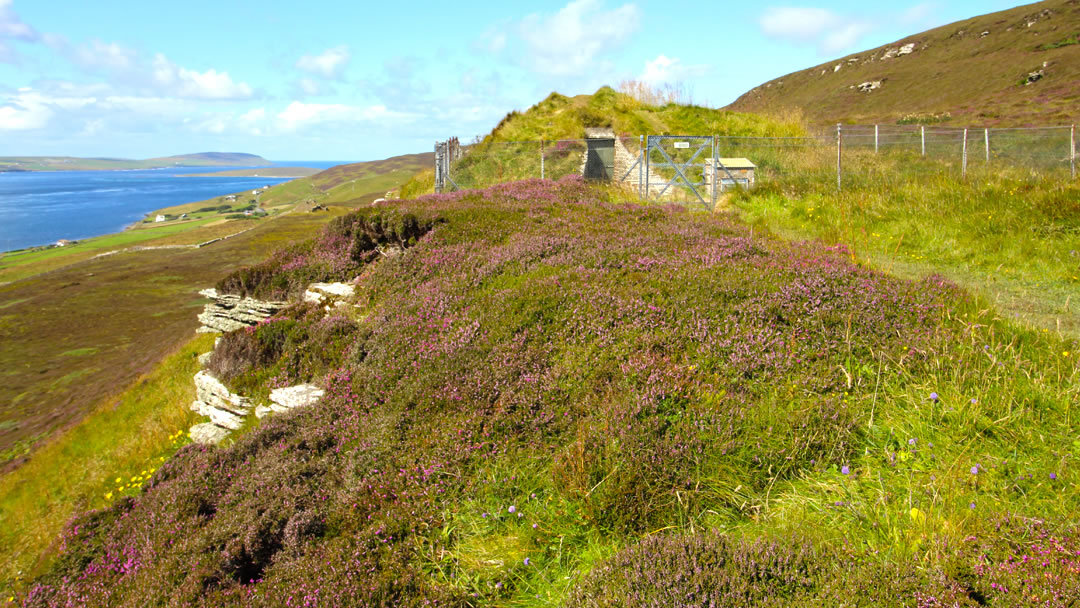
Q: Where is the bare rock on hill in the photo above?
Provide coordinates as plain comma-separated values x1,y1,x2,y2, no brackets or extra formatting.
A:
857,81,883,93
1025,69,1044,85
197,351,213,368
196,288,287,333
303,282,355,305
189,422,230,445
194,370,251,415
269,384,325,413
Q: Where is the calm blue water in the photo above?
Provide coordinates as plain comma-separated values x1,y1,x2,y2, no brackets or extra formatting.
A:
0,161,349,252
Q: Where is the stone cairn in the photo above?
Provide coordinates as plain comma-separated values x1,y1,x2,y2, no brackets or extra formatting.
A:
187,283,355,444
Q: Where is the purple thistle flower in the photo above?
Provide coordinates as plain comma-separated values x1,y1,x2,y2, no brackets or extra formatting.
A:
1050,473,1057,480
970,398,977,405
841,465,850,475
969,502,976,509
929,392,939,401
508,505,516,513
970,466,979,475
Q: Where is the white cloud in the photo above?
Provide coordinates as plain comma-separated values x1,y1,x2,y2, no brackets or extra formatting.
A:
73,39,138,72
0,0,38,64
0,87,98,130
151,54,253,100
0,0,36,41
759,6,874,54
518,0,640,76
296,45,350,79
639,55,709,84
275,101,408,131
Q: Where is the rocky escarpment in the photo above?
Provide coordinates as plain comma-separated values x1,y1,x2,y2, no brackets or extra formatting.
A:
187,282,352,444
196,288,287,333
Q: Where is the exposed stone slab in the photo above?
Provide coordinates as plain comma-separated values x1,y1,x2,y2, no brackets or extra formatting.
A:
190,423,230,445
303,282,355,304
197,351,213,368
197,288,287,333
269,384,325,411
255,404,274,419
194,370,251,415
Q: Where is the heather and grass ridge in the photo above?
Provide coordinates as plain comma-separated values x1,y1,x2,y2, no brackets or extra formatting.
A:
21,177,1079,606
728,0,1080,126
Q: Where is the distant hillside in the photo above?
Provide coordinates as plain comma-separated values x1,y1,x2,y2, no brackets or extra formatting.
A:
728,0,1080,126
0,152,270,172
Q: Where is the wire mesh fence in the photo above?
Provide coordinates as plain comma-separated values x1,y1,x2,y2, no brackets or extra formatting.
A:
434,124,1078,204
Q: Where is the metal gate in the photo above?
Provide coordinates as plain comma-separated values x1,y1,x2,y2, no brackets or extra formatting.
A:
645,135,716,207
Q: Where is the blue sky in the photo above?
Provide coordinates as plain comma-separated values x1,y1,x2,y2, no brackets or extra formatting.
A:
0,0,1022,161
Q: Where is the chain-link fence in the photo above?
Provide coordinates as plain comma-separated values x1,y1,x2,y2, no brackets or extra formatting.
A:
434,124,1078,205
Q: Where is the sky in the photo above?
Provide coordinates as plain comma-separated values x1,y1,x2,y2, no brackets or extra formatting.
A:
0,0,1024,161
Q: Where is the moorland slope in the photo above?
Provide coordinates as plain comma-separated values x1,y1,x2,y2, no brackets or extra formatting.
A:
20,178,1080,606
728,0,1080,126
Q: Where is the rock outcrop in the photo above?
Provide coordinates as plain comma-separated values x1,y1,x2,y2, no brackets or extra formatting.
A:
196,288,287,333
303,282,355,305
256,384,326,418
188,370,252,443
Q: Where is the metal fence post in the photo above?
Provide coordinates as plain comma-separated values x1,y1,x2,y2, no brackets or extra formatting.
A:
921,126,926,157
874,124,879,154
639,135,644,199
962,128,968,179
540,140,545,179
984,128,990,163
644,135,650,201
711,135,718,210
836,123,843,191
1071,125,1076,179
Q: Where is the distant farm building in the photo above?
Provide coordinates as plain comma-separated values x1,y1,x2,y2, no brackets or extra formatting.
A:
55,239,72,247
155,215,166,222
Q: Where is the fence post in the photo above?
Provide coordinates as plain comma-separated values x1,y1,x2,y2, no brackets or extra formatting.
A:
874,124,879,154
711,135,718,210
1071,125,1076,179
921,126,926,157
984,128,990,163
639,135,644,199
962,128,968,179
836,124,843,191
644,136,650,201
540,140,545,180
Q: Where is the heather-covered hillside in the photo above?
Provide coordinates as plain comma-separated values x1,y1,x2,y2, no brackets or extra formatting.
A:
25,178,1080,606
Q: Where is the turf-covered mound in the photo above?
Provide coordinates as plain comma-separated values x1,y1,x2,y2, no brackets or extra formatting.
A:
26,178,1078,606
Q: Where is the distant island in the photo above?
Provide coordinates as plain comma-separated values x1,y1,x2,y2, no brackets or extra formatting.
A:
0,152,270,172
181,167,323,178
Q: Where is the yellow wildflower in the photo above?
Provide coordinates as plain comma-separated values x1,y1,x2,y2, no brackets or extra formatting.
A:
104,492,113,500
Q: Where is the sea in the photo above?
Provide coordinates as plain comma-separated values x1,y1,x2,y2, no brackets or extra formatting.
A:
0,161,349,253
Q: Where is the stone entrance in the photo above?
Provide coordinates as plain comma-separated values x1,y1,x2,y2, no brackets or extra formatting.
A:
583,128,616,180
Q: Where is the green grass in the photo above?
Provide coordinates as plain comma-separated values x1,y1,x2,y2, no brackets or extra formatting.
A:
0,334,212,588
731,149,1080,335
0,219,215,282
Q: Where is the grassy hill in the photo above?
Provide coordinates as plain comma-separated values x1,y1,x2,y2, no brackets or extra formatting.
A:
0,152,270,172
728,0,1080,126
16,177,1079,606
402,86,804,195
